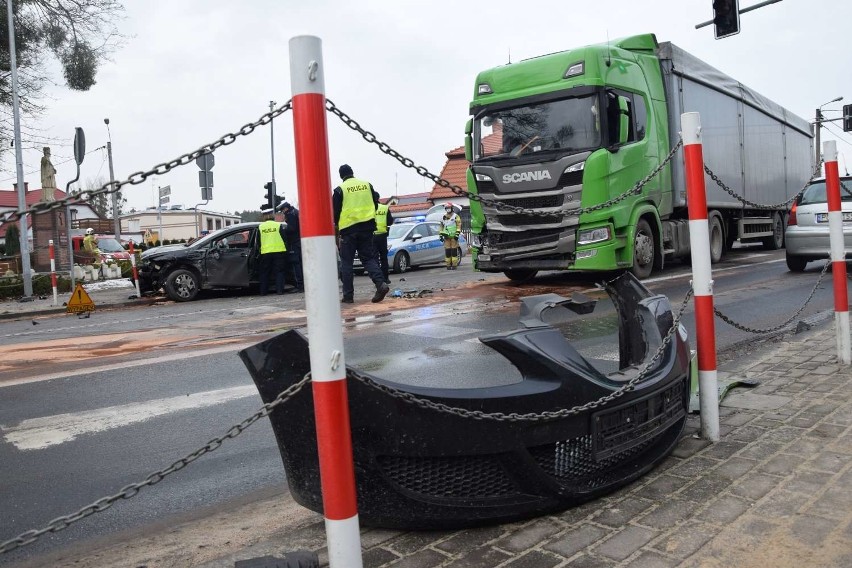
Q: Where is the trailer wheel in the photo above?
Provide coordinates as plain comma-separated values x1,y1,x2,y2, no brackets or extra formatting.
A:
631,219,655,279
709,215,724,263
762,212,784,250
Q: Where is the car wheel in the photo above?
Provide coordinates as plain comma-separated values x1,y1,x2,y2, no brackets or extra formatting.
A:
785,254,808,272
762,212,784,250
631,218,655,279
504,269,538,282
393,251,410,274
709,215,724,264
165,268,200,301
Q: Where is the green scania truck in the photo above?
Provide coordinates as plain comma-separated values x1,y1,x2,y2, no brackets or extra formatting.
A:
465,33,813,280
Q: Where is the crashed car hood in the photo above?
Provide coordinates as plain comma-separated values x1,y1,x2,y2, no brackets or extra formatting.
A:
141,244,189,259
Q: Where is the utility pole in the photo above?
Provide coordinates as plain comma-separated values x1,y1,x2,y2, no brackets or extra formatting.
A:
269,100,277,206
105,118,120,241
6,0,33,300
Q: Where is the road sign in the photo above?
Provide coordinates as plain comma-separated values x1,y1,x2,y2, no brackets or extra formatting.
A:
201,187,213,200
199,171,214,188
160,196,170,205
66,283,95,314
196,152,215,171
159,185,171,197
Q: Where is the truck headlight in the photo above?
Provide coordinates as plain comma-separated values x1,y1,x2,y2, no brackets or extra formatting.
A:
564,161,585,173
475,173,493,182
578,227,611,245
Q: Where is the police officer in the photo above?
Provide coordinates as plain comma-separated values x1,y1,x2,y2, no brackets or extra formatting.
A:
258,209,288,295
280,202,304,292
372,192,394,285
333,164,390,304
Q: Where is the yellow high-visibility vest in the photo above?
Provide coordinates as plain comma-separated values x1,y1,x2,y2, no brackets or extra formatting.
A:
259,220,287,254
374,203,389,234
338,177,376,230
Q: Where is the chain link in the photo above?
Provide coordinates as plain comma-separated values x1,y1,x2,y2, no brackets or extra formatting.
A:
0,374,311,555
351,286,693,421
325,99,682,218
714,261,830,334
0,102,293,227
703,160,825,210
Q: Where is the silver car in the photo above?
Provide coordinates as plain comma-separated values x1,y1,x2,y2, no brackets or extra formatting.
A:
785,176,852,271
354,221,467,274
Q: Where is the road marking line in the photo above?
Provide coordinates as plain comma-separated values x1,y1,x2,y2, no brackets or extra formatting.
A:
1,386,257,451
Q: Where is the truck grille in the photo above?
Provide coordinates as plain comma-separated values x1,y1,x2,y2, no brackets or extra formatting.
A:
489,228,562,248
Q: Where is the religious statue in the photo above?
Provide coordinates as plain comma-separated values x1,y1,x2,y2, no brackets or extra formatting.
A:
40,146,57,202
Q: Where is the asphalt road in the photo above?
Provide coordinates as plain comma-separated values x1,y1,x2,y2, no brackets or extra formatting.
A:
0,246,843,565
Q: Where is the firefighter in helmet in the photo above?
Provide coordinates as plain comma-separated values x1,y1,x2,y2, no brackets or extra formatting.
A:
439,203,462,270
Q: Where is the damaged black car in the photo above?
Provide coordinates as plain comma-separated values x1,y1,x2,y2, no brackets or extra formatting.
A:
137,222,261,301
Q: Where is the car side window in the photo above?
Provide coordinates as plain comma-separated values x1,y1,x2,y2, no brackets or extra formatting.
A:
411,225,428,239
426,223,441,237
228,230,251,249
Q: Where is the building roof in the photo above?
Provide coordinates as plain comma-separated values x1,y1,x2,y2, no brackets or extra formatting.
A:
0,188,69,208
391,202,432,214
430,145,469,200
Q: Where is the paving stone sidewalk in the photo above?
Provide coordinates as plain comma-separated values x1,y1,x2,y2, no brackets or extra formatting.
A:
204,325,852,568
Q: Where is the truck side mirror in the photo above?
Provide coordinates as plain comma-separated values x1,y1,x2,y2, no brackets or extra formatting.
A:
464,119,473,161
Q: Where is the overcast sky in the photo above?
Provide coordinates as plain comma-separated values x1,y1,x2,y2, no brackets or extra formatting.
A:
2,0,850,215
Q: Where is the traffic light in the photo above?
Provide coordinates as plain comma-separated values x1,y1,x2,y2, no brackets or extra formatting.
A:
261,181,274,210
273,194,284,211
844,104,852,133
713,0,740,39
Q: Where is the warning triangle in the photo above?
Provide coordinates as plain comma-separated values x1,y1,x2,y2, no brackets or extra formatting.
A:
66,283,96,314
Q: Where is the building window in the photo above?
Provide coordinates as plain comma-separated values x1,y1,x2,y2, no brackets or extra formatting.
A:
207,219,213,231
225,220,230,227
215,219,222,229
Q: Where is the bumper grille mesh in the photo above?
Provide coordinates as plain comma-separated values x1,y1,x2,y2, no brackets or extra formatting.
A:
378,454,519,499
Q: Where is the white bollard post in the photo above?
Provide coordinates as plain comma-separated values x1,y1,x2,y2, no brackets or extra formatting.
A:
49,239,58,306
823,140,851,364
681,112,720,442
290,35,363,568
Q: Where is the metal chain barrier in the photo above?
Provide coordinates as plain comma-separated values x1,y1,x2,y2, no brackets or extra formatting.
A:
0,374,311,555
351,286,694,421
714,261,830,334
325,99,682,219
703,160,825,210
0,101,293,226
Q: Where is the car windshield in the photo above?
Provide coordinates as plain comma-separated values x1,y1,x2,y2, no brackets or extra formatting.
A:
388,224,414,239
800,180,852,205
97,238,125,252
474,94,601,161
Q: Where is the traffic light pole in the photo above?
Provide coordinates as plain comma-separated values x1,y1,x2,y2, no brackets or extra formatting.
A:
694,0,783,29
269,100,277,210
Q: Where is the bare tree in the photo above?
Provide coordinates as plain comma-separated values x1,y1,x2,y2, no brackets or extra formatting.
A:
0,1,125,152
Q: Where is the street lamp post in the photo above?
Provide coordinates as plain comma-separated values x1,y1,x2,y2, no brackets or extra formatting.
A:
816,96,843,164
105,118,120,241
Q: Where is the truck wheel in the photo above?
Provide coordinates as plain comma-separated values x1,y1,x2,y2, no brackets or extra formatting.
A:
631,219,655,279
165,268,199,301
762,212,784,250
504,269,538,282
785,254,808,272
393,251,410,273
709,216,724,263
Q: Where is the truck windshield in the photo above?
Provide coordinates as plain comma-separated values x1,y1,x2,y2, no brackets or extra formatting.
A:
474,94,601,161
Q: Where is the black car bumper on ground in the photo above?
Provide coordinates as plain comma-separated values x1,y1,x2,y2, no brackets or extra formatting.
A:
240,273,691,529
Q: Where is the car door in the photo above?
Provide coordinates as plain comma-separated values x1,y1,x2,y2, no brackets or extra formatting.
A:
425,222,445,265
407,223,432,267
205,228,252,288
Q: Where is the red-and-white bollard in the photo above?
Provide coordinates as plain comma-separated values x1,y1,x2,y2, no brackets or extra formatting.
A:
682,112,720,442
823,140,851,364
129,241,142,299
290,36,363,567
49,239,58,306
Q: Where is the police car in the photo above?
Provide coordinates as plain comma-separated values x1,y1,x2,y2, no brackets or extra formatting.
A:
355,221,467,274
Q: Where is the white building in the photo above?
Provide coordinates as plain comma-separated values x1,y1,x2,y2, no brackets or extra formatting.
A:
120,206,241,243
